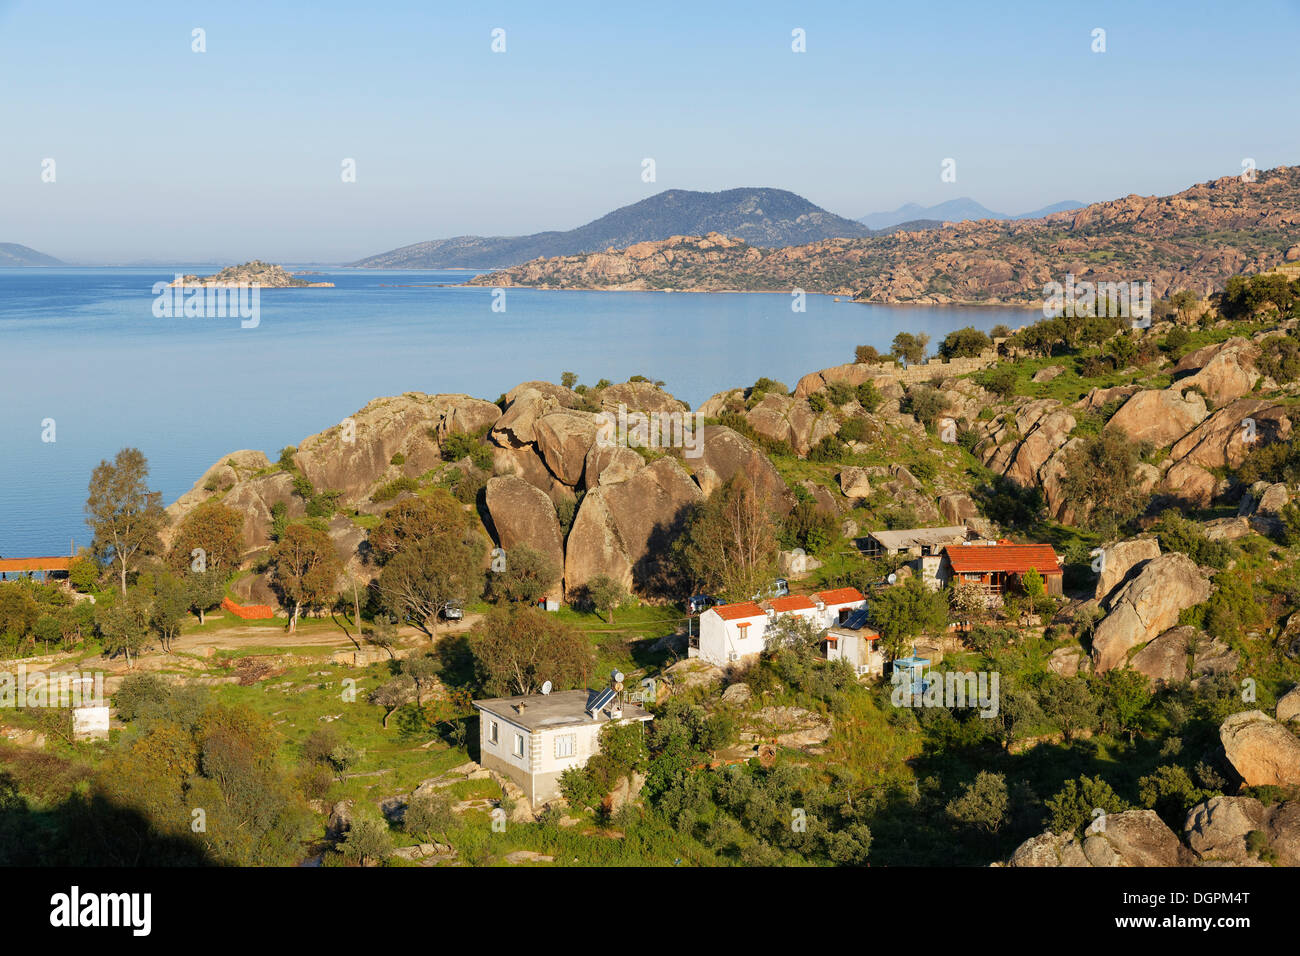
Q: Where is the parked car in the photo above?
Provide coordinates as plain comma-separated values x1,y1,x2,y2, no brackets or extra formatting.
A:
750,578,791,601
443,600,464,621
687,594,717,615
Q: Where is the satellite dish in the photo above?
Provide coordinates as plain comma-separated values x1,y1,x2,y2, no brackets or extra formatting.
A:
612,670,625,684
887,573,897,584
540,681,552,695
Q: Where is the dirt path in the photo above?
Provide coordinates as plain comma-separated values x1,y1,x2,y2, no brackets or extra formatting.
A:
167,612,485,655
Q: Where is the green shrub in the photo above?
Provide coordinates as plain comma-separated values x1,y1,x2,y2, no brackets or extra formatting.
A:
372,476,419,503
856,380,882,413
441,432,493,472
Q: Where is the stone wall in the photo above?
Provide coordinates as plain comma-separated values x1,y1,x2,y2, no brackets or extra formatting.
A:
864,344,1003,385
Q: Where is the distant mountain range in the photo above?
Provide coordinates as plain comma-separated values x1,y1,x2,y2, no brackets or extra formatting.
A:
469,165,1300,306
348,188,893,269
350,188,1084,270
857,198,1084,230
0,243,64,267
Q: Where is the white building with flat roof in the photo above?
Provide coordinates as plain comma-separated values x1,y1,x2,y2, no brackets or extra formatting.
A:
473,689,652,803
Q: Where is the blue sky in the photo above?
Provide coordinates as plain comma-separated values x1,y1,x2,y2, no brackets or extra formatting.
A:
2,0,1298,262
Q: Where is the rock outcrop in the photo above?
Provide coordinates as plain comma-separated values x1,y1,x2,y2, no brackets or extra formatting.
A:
1278,685,1300,725
1091,553,1213,672
484,476,565,598
1008,810,1185,867
691,425,793,513
1094,538,1161,604
1104,386,1208,448
295,394,495,503
564,458,701,597
1168,399,1291,470
1184,796,1269,864
1129,626,1238,684
1220,711,1300,787
1176,337,1260,404
533,410,599,487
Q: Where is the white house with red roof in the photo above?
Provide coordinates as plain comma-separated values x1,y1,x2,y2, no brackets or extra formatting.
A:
692,588,867,666
813,587,867,627
694,601,769,664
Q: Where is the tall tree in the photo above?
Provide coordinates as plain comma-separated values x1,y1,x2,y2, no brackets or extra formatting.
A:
369,491,472,561
96,588,152,667
185,570,227,625
373,492,485,633
676,475,778,601
269,524,342,632
167,500,245,574
1060,431,1147,536
890,332,930,365
85,448,167,595
585,574,628,624
488,542,559,605
150,571,191,653
470,605,594,696
870,577,949,658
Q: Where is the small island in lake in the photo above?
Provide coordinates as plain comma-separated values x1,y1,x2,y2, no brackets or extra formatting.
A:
169,260,334,287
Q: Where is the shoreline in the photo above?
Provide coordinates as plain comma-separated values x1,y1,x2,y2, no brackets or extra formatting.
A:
452,281,1044,310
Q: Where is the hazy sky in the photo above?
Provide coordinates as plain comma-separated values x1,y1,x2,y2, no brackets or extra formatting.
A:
2,0,1298,263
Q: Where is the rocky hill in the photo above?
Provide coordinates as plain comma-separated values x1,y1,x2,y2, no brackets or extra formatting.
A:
469,166,1300,304
0,242,64,267
347,188,875,269
167,295,1298,674
858,197,1083,230
171,260,334,287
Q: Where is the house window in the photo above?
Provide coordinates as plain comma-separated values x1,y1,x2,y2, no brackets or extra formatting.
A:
555,734,576,758
513,733,525,757
488,720,498,745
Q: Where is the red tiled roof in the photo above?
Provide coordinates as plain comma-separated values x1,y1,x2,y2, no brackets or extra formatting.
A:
0,557,71,572
944,543,1061,575
712,601,766,621
815,587,865,605
766,595,816,613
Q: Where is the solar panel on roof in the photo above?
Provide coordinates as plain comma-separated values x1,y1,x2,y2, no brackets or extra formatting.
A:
842,607,870,630
587,687,617,714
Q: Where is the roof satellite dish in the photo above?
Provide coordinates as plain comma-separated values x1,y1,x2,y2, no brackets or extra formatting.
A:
887,573,897,584
540,681,552,695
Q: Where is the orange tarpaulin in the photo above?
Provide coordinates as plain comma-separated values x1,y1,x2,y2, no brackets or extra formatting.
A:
0,557,71,572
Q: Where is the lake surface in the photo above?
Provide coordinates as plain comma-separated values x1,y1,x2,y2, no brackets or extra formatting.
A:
0,267,1028,556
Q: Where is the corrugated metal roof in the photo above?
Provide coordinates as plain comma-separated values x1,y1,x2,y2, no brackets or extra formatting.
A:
867,527,968,551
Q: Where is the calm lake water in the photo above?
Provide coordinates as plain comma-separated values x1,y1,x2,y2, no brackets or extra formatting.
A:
0,267,1028,556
